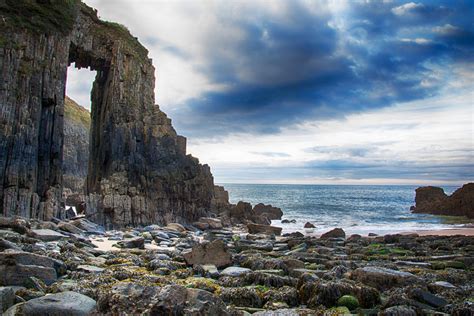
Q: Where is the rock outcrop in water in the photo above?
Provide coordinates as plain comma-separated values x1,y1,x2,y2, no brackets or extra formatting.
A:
411,183,474,219
0,1,215,227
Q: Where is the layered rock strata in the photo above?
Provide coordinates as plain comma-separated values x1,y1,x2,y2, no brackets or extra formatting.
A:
0,1,214,227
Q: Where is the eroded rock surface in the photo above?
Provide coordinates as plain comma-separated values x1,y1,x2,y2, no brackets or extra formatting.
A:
411,183,474,218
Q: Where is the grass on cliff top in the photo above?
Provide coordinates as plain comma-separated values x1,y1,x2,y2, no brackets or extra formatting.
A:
65,96,91,128
0,0,79,35
78,3,149,60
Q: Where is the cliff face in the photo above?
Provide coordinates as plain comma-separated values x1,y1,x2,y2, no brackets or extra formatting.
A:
411,183,474,219
63,96,90,196
0,1,215,227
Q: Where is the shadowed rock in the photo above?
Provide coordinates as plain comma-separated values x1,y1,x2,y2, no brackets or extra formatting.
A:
411,183,473,218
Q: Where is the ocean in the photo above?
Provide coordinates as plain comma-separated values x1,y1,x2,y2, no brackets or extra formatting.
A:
222,184,466,235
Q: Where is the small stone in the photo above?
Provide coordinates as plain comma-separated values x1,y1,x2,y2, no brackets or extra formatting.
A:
221,267,252,277
21,291,96,316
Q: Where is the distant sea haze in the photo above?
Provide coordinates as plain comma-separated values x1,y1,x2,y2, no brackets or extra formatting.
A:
222,184,462,235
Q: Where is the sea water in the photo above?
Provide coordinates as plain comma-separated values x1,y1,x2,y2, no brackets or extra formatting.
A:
222,184,467,235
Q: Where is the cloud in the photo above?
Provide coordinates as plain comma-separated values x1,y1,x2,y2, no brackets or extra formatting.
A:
68,1,474,184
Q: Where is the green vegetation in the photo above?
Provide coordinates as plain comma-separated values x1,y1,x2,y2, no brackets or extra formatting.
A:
337,295,359,310
365,243,413,256
92,19,149,60
1,0,79,34
64,96,90,128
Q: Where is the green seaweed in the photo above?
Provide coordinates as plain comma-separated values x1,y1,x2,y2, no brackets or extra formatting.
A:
1,0,79,34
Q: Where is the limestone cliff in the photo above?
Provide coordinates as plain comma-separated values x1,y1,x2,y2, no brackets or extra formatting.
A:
0,1,215,227
411,183,474,219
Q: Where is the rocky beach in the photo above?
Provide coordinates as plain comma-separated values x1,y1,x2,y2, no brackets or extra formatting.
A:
1,214,473,315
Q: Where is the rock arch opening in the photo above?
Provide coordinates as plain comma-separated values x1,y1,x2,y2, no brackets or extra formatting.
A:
62,63,95,215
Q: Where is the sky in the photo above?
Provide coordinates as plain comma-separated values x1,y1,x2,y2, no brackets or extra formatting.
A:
67,0,474,185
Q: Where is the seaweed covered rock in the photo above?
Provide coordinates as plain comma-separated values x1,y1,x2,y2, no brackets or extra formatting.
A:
183,240,232,268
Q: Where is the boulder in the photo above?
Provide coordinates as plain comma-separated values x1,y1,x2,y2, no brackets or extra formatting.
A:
351,267,419,290
253,203,283,220
29,229,68,242
193,222,210,230
304,222,316,229
21,291,96,316
247,223,282,236
115,237,145,249
150,285,229,315
0,250,65,286
70,218,105,235
183,240,232,268
184,288,229,315
230,201,254,223
320,228,345,239
166,223,186,232
197,217,223,229
57,222,84,235
379,305,416,316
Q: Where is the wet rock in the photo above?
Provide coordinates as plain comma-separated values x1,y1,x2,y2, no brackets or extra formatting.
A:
115,237,145,249
247,223,282,236
21,291,96,316
220,287,263,308
320,228,346,239
263,286,299,308
351,266,419,290
183,240,232,268
97,282,160,315
29,229,67,242
221,267,252,277
185,288,229,315
0,287,15,312
304,222,316,229
150,285,228,315
193,222,210,230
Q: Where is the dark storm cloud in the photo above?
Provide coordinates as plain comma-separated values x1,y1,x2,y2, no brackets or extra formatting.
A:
163,1,474,138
